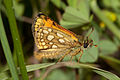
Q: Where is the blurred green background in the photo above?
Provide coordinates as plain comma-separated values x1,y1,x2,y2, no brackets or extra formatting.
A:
0,0,120,80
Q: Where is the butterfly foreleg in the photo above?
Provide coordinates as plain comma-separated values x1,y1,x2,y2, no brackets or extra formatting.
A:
70,48,84,63
70,48,81,61
78,49,83,63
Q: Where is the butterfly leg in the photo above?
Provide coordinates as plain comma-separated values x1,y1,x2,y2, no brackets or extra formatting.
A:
57,49,72,62
78,49,83,63
70,56,74,61
70,48,81,61
70,53,78,61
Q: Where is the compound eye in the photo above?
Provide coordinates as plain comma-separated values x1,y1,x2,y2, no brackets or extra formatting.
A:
84,43,89,48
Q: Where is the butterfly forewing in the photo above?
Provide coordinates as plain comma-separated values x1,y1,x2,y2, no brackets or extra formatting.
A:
32,13,80,60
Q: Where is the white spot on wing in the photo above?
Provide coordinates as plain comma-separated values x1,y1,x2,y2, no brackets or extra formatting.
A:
59,39,65,43
43,30,48,34
40,33,43,38
41,39,44,41
39,29,42,32
41,33,43,36
47,35,54,41
57,33,63,37
49,42,53,44
37,33,40,35
48,28,52,32
52,45,57,48
42,42,46,45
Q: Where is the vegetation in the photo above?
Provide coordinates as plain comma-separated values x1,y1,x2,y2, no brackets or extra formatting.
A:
0,0,120,80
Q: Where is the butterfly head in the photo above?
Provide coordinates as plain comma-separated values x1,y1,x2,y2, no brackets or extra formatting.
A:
83,37,94,48
78,28,97,49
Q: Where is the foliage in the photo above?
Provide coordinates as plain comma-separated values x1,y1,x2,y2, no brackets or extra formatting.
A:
0,0,120,80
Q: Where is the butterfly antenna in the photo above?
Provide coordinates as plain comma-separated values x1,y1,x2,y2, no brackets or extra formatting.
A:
87,28,94,39
87,28,98,47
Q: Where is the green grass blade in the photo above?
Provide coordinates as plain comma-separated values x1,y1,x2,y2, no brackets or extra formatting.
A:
0,13,19,80
93,68,120,80
100,54,120,64
2,62,120,80
24,62,120,80
26,63,55,72
90,0,120,40
3,0,29,79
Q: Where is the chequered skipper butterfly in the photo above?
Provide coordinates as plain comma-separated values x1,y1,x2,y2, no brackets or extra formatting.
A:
32,12,97,62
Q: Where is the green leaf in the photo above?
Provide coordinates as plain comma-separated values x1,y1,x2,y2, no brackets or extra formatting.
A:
64,7,89,21
13,0,24,17
51,0,66,9
80,28,99,63
60,7,89,29
61,28,99,63
99,40,118,55
67,0,90,19
61,0,90,29
67,0,78,8
88,28,99,44
60,19,84,29
77,0,90,20
80,46,98,63
46,69,69,80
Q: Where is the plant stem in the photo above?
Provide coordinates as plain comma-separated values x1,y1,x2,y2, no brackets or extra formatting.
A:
3,0,29,79
0,13,19,80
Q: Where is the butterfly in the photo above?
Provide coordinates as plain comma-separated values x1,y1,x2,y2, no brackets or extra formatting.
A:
32,12,97,62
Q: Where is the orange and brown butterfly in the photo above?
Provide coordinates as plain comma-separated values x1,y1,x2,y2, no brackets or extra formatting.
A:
32,12,97,62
